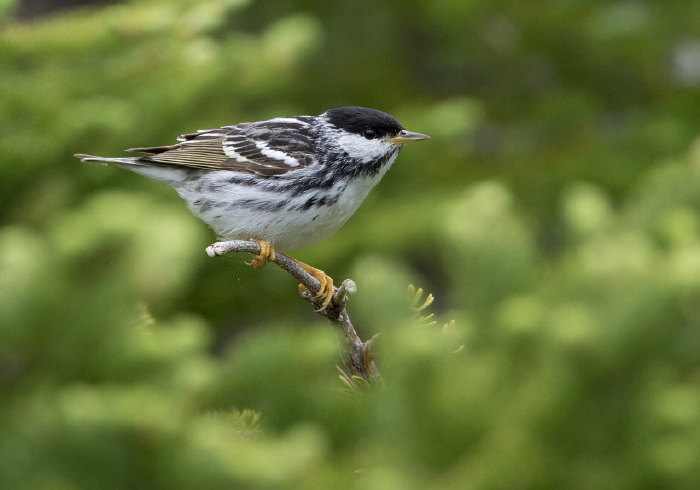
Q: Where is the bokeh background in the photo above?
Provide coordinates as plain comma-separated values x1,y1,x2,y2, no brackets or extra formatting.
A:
3,0,700,487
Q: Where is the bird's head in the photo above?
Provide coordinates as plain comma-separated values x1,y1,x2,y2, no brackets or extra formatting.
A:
321,107,429,165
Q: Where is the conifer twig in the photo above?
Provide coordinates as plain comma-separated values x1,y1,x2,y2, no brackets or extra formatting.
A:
206,239,379,383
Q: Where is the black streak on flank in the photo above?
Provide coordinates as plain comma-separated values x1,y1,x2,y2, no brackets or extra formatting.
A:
232,199,288,213
302,196,317,210
194,199,213,213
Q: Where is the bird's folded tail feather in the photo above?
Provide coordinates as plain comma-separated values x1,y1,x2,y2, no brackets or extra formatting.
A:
74,153,190,185
74,154,143,166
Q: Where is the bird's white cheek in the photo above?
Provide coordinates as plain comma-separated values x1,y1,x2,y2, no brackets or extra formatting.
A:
335,133,393,163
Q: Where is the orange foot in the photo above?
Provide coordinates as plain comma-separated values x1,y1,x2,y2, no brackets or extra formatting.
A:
293,259,335,308
250,238,276,268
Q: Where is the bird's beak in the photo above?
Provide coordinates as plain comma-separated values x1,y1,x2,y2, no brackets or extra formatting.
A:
386,130,430,145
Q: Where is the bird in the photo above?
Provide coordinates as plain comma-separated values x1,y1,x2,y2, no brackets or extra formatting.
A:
75,106,429,307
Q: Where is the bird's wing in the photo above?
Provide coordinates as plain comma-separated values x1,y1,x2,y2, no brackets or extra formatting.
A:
128,117,317,176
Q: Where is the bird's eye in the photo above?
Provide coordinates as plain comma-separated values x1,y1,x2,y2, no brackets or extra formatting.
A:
362,128,376,140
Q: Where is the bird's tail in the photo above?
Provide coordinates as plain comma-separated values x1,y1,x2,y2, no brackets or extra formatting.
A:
74,153,189,186
74,154,143,166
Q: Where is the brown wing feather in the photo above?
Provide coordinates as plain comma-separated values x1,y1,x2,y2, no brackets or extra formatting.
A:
132,139,230,170
125,120,317,175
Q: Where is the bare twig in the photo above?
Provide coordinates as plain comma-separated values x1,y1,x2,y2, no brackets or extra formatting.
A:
206,239,380,383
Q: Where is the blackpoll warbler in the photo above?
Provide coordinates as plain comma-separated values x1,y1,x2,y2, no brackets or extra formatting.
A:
76,106,429,306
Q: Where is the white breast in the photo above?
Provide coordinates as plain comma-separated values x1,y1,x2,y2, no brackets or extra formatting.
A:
174,152,399,252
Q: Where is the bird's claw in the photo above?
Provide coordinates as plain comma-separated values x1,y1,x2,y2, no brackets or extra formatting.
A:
250,238,276,268
294,261,335,310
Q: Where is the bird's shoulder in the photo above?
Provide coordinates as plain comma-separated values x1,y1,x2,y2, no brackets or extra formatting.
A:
128,116,319,176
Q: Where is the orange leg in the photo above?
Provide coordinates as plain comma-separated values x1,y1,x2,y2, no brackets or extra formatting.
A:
293,258,335,308
250,238,276,268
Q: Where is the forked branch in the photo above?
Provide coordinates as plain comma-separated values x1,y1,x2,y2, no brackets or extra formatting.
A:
206,239,380,383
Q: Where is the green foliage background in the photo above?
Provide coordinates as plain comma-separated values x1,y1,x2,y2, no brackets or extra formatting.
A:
2,0,700,487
